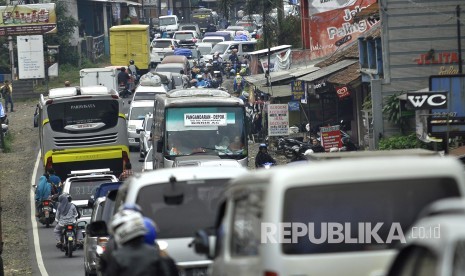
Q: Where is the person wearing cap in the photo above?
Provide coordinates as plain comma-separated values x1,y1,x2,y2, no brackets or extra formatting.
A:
64,81,71,87
1,80,13,112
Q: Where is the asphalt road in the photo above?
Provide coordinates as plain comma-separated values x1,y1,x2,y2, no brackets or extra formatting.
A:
31,98,145,276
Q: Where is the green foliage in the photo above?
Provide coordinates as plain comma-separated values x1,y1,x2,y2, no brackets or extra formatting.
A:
277,15,301,48
44,1,79,65
362,94,372,110
382,93,408,132
379,133,429,150
2,132,13,153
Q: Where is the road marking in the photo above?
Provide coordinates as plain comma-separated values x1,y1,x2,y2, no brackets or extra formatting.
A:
30,151,49,276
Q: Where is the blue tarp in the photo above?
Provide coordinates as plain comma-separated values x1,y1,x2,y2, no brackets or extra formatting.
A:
234,34,248,41
174,48,193,57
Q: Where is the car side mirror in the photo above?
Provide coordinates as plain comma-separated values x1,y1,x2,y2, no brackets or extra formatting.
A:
86,221,109,237
190,229,216,259
136,129,142,134
87,197,94,208
125,113,128,119
128,100,132,104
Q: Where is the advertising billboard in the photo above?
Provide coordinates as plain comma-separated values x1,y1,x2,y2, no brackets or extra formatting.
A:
429,75,465,135
307,0,378,59
268,104,289,136
17,35,45,79
0,3,57,36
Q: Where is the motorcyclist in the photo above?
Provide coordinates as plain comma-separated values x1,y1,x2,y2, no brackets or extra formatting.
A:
228,48,240,71
117,67,131,97
128,60,139,89
341,137,358,151
255,144,276,168
213,51,224,64
290,145,307,162
311,138,325,153
195,74,207,87
206,22,217,33
34,172,51,216
104,210,176,276
54,193,81,248
233,73,245,93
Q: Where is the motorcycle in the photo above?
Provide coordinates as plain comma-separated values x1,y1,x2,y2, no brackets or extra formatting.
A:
38,199,55,228
59,223,77,257
1,114,8,136
260,162,276,169
118,83,131,98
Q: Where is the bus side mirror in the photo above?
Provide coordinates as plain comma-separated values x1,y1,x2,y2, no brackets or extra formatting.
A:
156,140,163,153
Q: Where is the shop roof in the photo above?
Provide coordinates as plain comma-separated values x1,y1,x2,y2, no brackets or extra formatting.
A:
327,63,361,86
248,45,292,56
245,66,320,86
298,60,358,82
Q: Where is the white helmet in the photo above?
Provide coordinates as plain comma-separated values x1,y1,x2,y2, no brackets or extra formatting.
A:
304,149,314,156
111,210,147,245
292,145,300,153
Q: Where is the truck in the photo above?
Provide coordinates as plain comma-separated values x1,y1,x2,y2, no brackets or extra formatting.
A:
158,15,180,32
79,67,118,91
191,8,215,34
109,25,150,73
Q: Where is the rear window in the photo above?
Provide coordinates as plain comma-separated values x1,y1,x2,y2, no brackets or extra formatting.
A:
282,178,460,255
136,179,229,238
69,178,115,201
152,41,172,48
129,106,153,120
174,33,194,40
155,66,183,74
47,100,119,133
134,92,160,101
181,26,197,31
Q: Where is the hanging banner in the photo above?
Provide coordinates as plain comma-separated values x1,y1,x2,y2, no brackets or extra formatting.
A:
260,49,291,73
184,113,227,126
320,125,342,151
268,104,289,136
307,0,378,59
17,35,45,79
0,3,56,36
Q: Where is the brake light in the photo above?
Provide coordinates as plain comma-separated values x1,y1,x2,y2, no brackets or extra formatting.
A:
46,157,53,170
122,151,129,165
43,201,49,206
67,225,74,230
264,272,278,276
111,95,119,99
98,237,109,251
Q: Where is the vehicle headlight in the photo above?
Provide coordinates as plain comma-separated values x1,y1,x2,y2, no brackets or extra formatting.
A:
128,125,136,131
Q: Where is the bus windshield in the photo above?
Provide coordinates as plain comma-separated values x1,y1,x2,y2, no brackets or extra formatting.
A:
47,100,119,133
165,106,246,158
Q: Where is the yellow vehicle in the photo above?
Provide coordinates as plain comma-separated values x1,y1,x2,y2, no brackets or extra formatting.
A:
110,25,150,72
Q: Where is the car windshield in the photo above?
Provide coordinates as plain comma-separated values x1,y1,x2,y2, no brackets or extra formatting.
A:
152,41,172,48
156,66,183,74
165,106,247,157
198,46,211,55
130,106,153,120
136,179,229,238
175,33,194,40
68,178,115,201
211,43,229,54
159,17,176,26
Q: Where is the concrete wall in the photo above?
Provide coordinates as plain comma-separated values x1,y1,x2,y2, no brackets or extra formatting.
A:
66,0,80,46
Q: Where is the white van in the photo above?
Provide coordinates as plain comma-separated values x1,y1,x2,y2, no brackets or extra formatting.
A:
132,84,168,103
126,100,154,149
158,15,179,32
192,155,465,276
204,40,257,62
114,166,248,275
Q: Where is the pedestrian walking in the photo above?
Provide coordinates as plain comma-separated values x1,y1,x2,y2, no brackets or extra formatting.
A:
1,80,13,112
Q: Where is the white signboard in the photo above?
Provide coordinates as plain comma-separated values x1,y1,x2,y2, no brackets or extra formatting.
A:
184,113,227,126
17,35,45,79
268,104,289,136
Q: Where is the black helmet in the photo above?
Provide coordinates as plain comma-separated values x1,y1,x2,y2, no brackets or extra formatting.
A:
259,143,267,150
67,194,72,202
129,60,134,65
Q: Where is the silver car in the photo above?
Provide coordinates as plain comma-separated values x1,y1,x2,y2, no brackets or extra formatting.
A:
84,197,106,276
138,113,153,158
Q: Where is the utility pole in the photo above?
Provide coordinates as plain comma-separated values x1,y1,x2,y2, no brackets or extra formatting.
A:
457,5,463,74
277,0,284,44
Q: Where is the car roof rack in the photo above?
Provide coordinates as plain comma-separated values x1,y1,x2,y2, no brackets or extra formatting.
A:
68,168,112,177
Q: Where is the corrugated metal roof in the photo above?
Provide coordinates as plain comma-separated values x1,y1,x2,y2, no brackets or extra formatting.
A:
327,63,361,85
298,60,358,82
315,41,359,68
245,66,320,86
248,45,292,56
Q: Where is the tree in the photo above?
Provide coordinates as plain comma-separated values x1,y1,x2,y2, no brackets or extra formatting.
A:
44,0,79,65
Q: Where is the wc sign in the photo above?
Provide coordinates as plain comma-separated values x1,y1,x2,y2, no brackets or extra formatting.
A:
406,91,448,110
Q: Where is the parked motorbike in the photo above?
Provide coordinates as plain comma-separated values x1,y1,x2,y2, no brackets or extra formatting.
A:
59,223,77,257
277,137,308,159
38,199,55,228
118,83,131,98
1,114,8,136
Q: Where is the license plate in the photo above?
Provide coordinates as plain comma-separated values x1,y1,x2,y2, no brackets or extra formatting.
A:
42,207,51,211
45,211,49,218
180,268,208,276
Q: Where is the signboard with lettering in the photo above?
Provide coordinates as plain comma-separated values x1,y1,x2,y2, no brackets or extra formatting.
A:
291,80,305,101
268,104,289,136
0,3,57,36
320,125,342,151
306,0,378,59
336,86,351,99
406,92,447,110
17,35,45,79
288,101,300,111
429,75,465,134
184,113,227,126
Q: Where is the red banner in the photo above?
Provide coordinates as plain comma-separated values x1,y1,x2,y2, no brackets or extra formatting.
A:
336,86,351,99
307,0,378,59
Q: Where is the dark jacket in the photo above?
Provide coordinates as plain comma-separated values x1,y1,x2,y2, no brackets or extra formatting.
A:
311,144,325,153
117,71,130,85
255,151,276,168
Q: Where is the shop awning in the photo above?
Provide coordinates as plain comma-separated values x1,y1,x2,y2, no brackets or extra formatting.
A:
245,66,320,86
298,59,358,83
327,63,361,85
87,0,142,6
